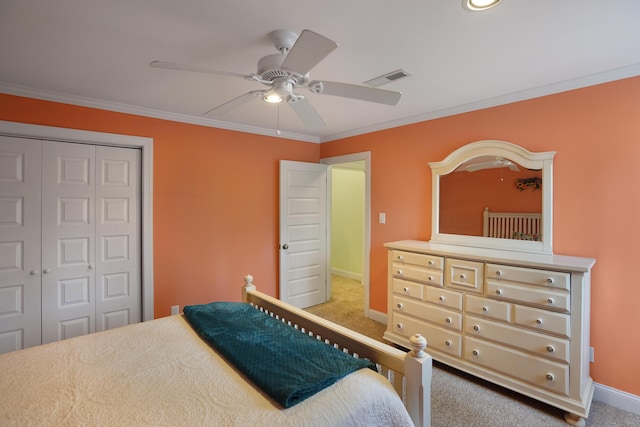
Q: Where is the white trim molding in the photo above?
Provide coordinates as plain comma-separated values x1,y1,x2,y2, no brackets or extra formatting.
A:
594,383,640,415
0,120,154,321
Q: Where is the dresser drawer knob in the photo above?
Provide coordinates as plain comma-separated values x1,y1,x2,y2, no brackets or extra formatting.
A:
547,277,554,284
536,319,543,325
472,349,479,356
546,345,555,353
459,273,466,280
547,298,555,304
445,340,452,347
495,289,503,296
438,295,445,302
445,317,452,324
546,373,554,381
403,287,409,293
397,269,403,275
428,276,434,282
396,323,404,330
473,325,480,331
495,270,503,277
482,306,489,312
396,303,404,309
397,255,404,261
428,260,434,266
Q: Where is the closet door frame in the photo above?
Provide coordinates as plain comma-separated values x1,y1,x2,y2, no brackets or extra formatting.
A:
0,120,154,321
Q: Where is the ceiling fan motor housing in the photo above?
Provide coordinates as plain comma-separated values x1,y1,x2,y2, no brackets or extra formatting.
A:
257,53,307,86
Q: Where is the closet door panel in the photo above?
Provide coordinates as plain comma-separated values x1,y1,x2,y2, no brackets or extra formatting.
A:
41,142,96,343
95,146,141,331
0,136,42,353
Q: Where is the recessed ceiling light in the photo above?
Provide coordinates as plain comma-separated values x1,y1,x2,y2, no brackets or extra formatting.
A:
463,0,502,12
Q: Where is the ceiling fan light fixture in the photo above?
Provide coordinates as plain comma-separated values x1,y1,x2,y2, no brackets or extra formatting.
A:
264,91,283,103
463,0,502,11
263,78,292,104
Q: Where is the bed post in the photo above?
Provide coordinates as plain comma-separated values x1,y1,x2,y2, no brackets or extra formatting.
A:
242,274,256,302
483,207,490,237
405,334,432,427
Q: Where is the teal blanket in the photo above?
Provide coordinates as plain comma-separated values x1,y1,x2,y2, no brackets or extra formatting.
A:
183,302,375,408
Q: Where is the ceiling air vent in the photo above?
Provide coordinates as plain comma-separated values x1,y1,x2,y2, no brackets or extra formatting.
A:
364,69,411,87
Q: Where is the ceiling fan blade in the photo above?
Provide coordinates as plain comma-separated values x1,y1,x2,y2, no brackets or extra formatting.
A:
308,80,401,105
150,60,255,80
465,162,493,172
204,90,265,116
280,30,338,75
287,95,325,129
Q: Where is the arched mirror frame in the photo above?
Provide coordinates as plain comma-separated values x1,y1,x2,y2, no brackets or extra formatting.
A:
429,140,556,255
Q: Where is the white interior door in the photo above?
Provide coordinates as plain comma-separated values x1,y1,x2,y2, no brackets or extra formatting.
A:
95,146,141,331
279,160,328,308
41,141,96,343
0,136,42,353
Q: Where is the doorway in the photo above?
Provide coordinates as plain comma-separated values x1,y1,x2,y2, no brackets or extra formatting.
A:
321,152,370,318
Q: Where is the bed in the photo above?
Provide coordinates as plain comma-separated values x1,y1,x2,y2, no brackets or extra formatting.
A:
482,207,541,241
0,275,431,427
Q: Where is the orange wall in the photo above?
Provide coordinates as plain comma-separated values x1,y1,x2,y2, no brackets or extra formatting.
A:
1,76,639,396
0,93,320,318
320,76,640,396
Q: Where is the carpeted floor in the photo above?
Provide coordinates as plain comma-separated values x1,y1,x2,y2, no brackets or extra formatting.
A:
305,276,640,427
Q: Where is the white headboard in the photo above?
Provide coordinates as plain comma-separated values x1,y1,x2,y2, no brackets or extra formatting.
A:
482,207,541,241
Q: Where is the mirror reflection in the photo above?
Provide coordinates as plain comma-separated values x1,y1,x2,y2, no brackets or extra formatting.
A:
430,140,555,254
438,157,542,239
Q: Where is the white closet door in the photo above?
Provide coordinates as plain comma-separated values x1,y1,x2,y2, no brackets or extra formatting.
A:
95,146,141,331
0,136,42,353
41,141,96,344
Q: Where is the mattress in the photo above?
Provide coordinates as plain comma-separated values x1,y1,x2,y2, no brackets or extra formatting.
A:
0,314,414,427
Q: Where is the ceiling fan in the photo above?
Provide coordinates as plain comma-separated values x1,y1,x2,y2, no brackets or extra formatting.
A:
150,29,402,129
459,156,520,172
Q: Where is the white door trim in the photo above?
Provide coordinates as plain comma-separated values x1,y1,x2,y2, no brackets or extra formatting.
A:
321,152,371,317
0,120,154,321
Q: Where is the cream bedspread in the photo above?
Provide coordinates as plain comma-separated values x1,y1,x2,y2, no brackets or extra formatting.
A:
0,314,414,427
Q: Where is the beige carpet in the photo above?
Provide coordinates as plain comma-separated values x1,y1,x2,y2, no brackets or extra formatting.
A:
305,276,640,427
305,275,386,341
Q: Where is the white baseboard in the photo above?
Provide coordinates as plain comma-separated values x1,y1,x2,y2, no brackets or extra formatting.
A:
330,268,362,282
366,311,640,416
368,309,387,325
594,382,640,415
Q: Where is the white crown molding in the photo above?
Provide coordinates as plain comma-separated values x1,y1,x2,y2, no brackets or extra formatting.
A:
2,62,639,144
0,82,320,144
320,63,640,142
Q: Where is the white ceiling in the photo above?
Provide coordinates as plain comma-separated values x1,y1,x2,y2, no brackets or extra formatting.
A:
1,0,639,143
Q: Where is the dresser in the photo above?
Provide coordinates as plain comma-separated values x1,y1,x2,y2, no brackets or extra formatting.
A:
383,240,595,426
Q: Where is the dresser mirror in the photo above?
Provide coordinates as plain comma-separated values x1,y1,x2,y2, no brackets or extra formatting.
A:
429,140,555,254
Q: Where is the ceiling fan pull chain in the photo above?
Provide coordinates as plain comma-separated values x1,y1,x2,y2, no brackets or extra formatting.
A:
276,104,282,135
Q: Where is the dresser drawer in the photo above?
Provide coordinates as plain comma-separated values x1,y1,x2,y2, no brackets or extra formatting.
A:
487,281,570,312
464,317,570,363
445,258,484,293
425,287,463,311
392,295,462,330
392,278,424,300
486,263,570,291
392,313,461,357
465,294,511,322
392,250,443,270
464,337,569,396
513,305,570,337
393,263,443,286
